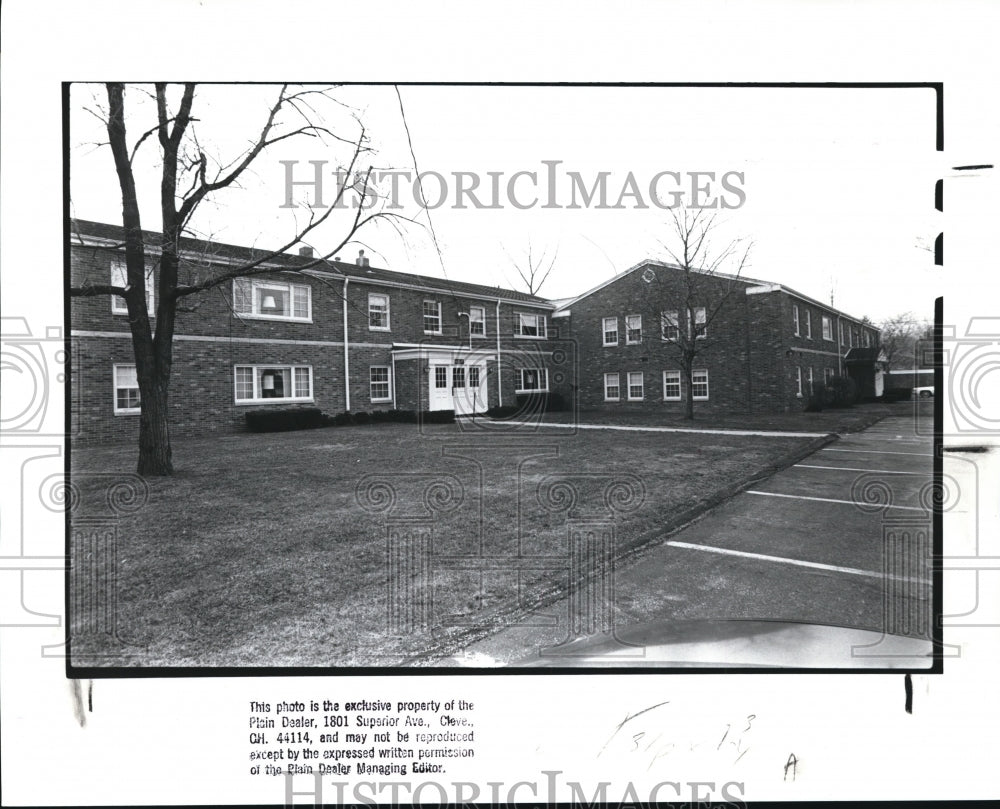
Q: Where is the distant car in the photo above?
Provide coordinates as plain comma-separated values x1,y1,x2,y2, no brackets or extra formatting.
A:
913,385,934,398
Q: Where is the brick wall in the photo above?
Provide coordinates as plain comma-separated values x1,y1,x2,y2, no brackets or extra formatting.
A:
748,289,865,412
70,335,345,444
561,265,753,416
70,242,565,442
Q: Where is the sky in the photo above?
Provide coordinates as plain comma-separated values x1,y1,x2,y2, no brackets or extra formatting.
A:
69,83,942,324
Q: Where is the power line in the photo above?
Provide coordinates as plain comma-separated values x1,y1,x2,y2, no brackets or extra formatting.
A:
393,85,459,306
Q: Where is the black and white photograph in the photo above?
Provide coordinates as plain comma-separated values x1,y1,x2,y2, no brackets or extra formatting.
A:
3,1,1000,806
66,81,938,671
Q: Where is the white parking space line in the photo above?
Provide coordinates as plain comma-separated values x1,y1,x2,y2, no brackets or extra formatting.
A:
822,448,933,457
794,464,931,476
666,540,932,585
745,490,927,511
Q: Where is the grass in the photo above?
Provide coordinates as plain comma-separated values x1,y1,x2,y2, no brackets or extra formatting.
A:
69,420,833,668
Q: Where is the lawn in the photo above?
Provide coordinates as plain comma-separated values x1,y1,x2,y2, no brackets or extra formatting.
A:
69,421,831,668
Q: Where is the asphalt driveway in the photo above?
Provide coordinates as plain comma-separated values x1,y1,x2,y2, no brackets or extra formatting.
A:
454,411,934,666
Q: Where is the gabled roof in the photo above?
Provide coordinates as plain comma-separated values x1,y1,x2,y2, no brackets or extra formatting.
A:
69,219,552,306
745,281,872,327
553,256,876,329
551,258,771,315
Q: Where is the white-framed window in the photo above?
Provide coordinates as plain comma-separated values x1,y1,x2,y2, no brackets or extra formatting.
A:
863,330,871,347
232,277,311,321
602,317,619,346
795,366,803,398
692,307,707,339
805,310,812,339
234,365,313,404
625,314,642,344
825,367,835,383
469,365,481,388
661,311,680,341
839,321,845,346
469,305,486,337
692,369,709,401
370,366,391,402
368,293,390,330
792,304,800,336
663,370,681,401
423,300,442,333
822,315,832,341
452,366,466,388
627,371,644,401
434,366,448,389
515,312,547,338
604,372,620,401
113,363,141,414
111,259,155,316
517,367,549,392
808,366,814,394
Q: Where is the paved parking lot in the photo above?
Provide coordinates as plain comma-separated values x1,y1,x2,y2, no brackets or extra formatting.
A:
458,411,935,665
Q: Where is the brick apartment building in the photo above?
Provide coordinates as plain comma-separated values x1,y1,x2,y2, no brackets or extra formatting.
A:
552,259,881,415
69,222,880,443
70,220,560,444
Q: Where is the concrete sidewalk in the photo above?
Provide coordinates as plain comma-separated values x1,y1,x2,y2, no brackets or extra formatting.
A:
453,413,933,666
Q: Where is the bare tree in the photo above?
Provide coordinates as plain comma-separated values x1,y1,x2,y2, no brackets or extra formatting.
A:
504,240,558,296
878,312,931,370
647,207,752,420
70,83,404,476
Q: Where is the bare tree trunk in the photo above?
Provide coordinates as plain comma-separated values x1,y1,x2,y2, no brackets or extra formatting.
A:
137,377,172,476
684,365,695,421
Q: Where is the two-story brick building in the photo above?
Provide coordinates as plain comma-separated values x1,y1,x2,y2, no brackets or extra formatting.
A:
70,220,559,444
69,223,880,443
552,259,880,415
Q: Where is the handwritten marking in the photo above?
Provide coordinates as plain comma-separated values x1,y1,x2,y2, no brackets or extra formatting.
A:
598,700,670,757
784,753,798,781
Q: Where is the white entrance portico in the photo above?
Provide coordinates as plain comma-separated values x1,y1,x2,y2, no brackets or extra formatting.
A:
392,344,491,416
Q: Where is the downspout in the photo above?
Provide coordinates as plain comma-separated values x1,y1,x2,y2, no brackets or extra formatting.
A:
744,290,753,414
391,353,397,409
495,298,503,407
343,277,351,412
836,314,843,376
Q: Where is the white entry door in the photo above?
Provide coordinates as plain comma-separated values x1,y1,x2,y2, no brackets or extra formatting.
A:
428,364,453,411
427,361,488,414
